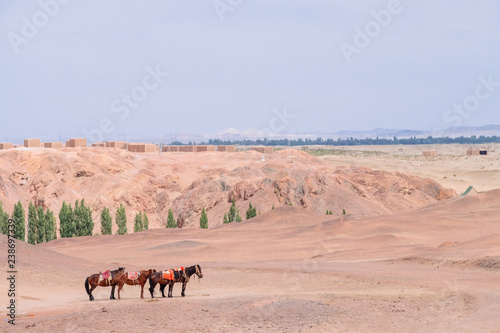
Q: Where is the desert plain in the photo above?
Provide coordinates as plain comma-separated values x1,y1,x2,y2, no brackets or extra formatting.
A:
0,144,499,332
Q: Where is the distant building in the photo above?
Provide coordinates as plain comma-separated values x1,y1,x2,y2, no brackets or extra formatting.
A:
422,150,437,157
91,143,106,147
24,138,41,148
0,143,14,150
178,145,195,152
251,146,274,154
127,143,157,153
44,142,63,148
217,145,236,152
466,149,480,156
67,138,87,147
195,145,216,152
106,141,127,149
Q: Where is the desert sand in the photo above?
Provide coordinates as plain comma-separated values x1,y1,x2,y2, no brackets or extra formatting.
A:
0,145,499,332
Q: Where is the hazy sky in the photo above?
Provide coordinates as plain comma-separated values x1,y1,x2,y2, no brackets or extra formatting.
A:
1,0,500,143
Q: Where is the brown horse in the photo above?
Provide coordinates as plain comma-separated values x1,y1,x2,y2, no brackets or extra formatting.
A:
149,265,203,298
84,267,125,301
116,269,156,299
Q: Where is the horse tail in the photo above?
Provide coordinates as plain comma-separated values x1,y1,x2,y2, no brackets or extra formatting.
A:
85,277,91,295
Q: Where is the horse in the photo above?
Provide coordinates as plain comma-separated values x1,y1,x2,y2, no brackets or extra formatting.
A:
116,269,156,299
148,264,203,298
84,267,125,301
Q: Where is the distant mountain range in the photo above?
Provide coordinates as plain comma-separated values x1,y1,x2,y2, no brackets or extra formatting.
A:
207,125,500,142
4,125,498,145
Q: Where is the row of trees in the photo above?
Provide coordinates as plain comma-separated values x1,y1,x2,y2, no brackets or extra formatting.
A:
223,200,258,224
1,199,262,241
0,200,150,241
27,202,57,244
196,135,500,147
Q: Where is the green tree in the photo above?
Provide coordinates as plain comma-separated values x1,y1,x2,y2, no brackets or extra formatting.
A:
12,201,26,241
0,201,10,235
342,209,346,215
74,199,93,237
27,202,37,245
246,202,257,220
235,209,242,222
100,207,112,235
36,206,46,244
228,199,236,222
167,209,176,228
116,204,127,235
134,212,143,232
143,212,149,230
59,201,74,238
45,209,56,242
223,213,229,224
199,208,208,229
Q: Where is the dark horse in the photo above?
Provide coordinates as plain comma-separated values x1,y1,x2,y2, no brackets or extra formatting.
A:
84,267,125,301
148,265,203,298
117,269,156,299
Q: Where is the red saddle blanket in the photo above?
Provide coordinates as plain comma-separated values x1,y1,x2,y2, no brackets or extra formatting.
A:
101,270,110,280
162,270,174,280
127,271,139,280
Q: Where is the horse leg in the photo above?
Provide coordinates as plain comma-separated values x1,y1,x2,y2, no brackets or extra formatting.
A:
148,278,156,298
168,283,173,298
181,282,187,297
110,284,116,300
160,283,167,298
117,283,123,300
85,277,95,301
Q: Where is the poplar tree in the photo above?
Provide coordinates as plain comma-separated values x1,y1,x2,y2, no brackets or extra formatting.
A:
134,212,143,232
36,206,45,243
116,204,127,235
143,212,149,230
246,202,257,220
0,201,9,235
200,207,208,229
167,209,176,228
12,201,26,241
45,209,56,242
27,202,37,245
100,207,112,235
59,201,74,238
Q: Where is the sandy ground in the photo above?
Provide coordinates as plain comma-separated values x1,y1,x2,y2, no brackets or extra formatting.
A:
316,143,500,193
0,144,499,332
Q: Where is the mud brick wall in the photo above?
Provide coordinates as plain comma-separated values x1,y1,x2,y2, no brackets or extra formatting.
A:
24,138,41,147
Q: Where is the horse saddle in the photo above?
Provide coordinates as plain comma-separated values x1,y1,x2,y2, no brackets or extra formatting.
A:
162,270,174,280
98,270,112,284
101,269,110,280
127,271,140,280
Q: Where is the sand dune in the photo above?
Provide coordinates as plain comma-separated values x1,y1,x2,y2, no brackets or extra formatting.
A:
0,188,498,332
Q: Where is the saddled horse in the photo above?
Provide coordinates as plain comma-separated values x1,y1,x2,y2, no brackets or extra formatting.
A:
148,267,186,298
149,264,203,298
116,269,156,299
84,267,125,301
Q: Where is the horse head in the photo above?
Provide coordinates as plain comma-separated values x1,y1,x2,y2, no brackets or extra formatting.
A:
195,264,203,278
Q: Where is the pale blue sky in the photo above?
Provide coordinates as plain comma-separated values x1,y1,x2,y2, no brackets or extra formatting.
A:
1,0,499,143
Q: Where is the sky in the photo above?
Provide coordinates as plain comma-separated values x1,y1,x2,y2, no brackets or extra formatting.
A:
1,0,500,143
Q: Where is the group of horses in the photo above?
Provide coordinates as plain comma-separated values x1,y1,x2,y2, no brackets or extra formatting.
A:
84,265,203,301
